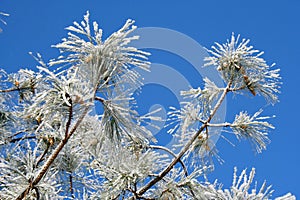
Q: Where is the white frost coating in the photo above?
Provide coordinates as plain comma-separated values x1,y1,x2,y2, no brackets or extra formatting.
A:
0,13,294,199
231,109,274,153
205,33,281,104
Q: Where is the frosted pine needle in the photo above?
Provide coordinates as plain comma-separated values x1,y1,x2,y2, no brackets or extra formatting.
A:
204,33,281,104
231,109,274,153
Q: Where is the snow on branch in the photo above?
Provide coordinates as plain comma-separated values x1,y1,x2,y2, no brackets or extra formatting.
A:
205,33,281,104
231,109,274,153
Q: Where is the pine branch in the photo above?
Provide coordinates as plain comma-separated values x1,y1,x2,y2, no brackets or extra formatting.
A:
16,105,90,200
137,81,232,196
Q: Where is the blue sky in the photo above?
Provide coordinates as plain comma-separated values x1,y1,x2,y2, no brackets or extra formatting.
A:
1,0,299,198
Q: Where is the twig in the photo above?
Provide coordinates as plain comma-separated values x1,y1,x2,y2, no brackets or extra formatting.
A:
8,129,31,139
0,86,33,93
150,145,188,177
35,143,50,168
69,174,74,199
95,96,105,103
9,136,36,143
206,122,231,127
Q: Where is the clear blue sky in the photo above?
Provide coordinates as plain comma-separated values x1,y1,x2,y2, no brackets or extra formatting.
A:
1,0,299,198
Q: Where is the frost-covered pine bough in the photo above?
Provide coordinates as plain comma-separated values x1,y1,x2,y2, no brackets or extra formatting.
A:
0,12,295,199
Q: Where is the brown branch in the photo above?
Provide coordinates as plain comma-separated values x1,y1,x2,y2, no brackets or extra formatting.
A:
137,81,232,196
95,96,105,103
69,174,74,199
16,187,31,200
16,105,90,200
0,86,33,93
35,142,51,168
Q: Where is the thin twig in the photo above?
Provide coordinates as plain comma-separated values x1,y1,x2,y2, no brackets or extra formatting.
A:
35,143,50,168
69,174,74,199
9,136,36,143
8,129,31,139
207,122,231,127
150,145,188,177
95,96,105,103
0,86,33,93
228,85,246,92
